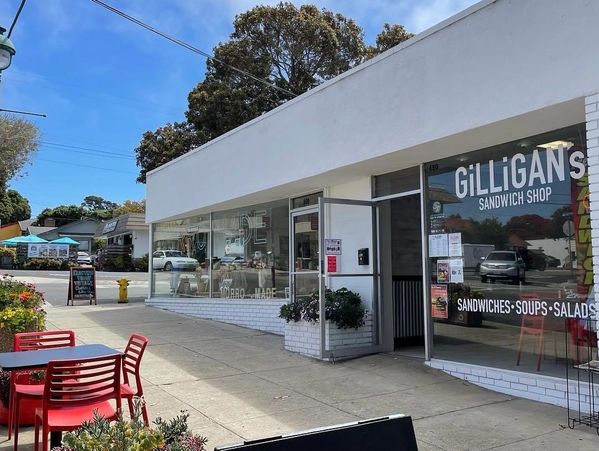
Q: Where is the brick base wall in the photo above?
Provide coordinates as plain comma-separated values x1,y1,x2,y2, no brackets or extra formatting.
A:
284,313,374,359
428,359,599,413
146,297,287,335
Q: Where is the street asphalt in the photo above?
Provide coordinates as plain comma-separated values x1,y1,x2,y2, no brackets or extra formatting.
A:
1,271,598,450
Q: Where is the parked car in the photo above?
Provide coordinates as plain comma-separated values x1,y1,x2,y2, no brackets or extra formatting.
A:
152,250,199,271
76,251,92,266
519,248,547,271
480,251,526,283
545,255,561,268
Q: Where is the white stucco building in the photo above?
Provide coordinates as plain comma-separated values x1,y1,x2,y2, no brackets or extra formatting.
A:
146,0,599,414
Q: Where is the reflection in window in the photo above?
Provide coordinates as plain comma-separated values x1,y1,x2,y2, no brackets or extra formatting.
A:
151,216,210,298
426,124,595,377
211,199,289,299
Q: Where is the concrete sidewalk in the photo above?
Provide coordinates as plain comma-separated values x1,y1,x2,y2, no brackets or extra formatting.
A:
1,302,598,450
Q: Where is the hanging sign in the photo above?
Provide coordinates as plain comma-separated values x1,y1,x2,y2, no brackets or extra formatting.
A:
68,267,97,306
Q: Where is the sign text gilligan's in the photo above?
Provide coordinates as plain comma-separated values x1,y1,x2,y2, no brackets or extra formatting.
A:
454,147,586,210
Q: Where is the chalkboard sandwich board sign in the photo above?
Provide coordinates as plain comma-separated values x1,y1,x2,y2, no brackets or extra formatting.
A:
68,267,97,305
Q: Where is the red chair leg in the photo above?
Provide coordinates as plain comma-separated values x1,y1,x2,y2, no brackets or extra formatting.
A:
141,399,149,426
127,396,134,420
42,424,49,451
7,382,14,440
34,413,40,451
13,395,20,451
536,335,544,371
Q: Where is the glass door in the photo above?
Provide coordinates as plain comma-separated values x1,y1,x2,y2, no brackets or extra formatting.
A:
319,197,382,359
290,208,320,310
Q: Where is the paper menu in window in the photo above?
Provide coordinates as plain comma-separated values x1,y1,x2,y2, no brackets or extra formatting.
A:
429,234,449,257
449,259,464,283
448,233,462,257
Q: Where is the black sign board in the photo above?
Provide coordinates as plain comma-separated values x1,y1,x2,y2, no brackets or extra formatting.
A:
214,415,418,451
68,267,97,305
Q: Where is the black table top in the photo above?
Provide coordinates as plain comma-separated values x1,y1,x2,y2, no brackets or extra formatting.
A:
0,344,121,371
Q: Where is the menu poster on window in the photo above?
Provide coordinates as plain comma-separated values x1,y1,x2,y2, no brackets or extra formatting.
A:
450,258,464,283
448,233,462,257
27,244,39,258
428,233,449,257
437,260,450,283
431,284,448,319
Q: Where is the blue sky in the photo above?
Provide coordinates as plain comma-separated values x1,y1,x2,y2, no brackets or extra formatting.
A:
0,0,477,217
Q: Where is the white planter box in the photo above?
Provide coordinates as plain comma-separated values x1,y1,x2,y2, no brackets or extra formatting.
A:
283,313,373,359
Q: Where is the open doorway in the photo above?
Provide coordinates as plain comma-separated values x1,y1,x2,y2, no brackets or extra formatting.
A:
390,194,425,356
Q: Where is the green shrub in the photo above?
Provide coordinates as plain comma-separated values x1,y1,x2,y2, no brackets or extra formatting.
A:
0,247,16,266
105,255,132,271
22,258,63,270
134,254,149,272
280,287,366,329
54,400,207,451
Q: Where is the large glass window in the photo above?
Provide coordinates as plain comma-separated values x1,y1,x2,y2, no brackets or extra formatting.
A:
210,199,289,299
426,124,595,377
151,216,210,298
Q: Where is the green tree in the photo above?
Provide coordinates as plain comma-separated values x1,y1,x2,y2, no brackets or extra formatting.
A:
134,3,412,182
135,122,204,183
371,23,414,54
0,115,40,191
0,190,31,224
112,199,146,217
81,195,118,212
36,205,87,227
473,218,510,250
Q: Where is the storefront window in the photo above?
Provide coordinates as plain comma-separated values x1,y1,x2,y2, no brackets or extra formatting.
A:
151,216,211,298
426,124,594,376
211,199,289,299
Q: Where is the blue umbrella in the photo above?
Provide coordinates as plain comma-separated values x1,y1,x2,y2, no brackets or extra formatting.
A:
50,237,80,245
1,235,48,245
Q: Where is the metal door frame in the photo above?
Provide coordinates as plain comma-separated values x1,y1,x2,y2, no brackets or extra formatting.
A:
289,206,320,307
318,197,384,359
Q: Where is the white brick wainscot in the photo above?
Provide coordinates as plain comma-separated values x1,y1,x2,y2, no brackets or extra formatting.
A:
284,313,374,359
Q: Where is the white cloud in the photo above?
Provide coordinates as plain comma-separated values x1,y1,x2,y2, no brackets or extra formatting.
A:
406,0,479,32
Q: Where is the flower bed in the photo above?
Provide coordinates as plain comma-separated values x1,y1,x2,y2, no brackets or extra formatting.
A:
0,274,46,425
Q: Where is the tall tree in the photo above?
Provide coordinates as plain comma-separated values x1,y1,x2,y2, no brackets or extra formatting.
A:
0,190,31,224
36,205,87,227
81,195,118,213
371,23,414,54
112,199,146,217
135,122,204,183
0,115,40,191
135,3,412,182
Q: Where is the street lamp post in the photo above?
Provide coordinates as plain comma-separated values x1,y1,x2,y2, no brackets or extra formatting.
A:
0,26,16,107
0,26,16,72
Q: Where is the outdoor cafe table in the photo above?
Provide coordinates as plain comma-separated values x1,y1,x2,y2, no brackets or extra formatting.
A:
0,344,122,447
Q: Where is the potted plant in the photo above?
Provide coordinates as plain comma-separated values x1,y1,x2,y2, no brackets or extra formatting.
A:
447,283,483,327
280,287,366,329
54,400,208,451
0,274,46,425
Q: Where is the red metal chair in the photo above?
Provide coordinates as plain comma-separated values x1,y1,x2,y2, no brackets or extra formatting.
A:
9,330,76,451
515,293,545,371
121,333,150,425
34,354,122,451
516,314,545,371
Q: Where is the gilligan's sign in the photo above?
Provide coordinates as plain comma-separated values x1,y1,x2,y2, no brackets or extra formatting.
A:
454,146,586,211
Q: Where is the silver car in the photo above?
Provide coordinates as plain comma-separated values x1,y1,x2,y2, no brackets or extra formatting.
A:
480,251,526,283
